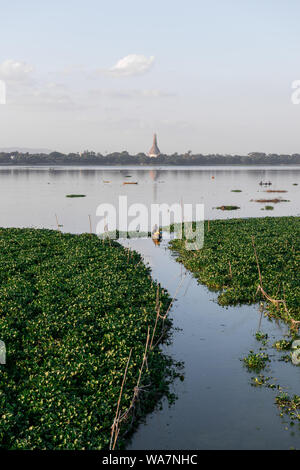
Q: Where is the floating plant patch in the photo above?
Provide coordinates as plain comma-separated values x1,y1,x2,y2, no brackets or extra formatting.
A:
169,217,300,317
264,190,287,193
253,198,289,203
215,205,240,211
0,228,175,450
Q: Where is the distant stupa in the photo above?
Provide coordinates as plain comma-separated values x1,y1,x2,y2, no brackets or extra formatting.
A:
148,133,161,158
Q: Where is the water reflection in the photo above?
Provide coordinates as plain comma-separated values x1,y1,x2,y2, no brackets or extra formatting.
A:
0,166,298,233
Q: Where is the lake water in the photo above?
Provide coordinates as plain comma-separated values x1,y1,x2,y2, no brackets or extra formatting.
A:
122,237,300,450
0,165,299,450
0,166,299,231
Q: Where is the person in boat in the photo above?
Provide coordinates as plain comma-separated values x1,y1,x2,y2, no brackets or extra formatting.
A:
152,224,162,243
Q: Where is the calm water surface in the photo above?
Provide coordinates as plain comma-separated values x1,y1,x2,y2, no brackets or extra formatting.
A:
0,165,299,230
0,166,299,449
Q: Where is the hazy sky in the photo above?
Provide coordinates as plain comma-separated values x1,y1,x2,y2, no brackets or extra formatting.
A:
1,0,300,154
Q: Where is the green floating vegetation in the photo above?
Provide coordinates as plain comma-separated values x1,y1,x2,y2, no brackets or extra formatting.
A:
170,217,300,321
251,375,279,389
231,190,242,193
273,339,293,351
254,198,289,203
215,205,240,211
242,351,270,372
66,194,86,198
0,228,176,450
262,205,274,211
255,332,268,342
275,394,300,421
278,354,292,363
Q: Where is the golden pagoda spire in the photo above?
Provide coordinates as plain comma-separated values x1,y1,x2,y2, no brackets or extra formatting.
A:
148,133,161,157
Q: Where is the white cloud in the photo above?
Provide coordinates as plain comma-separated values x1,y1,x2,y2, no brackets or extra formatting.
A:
109,54,155,77
0,59,34,81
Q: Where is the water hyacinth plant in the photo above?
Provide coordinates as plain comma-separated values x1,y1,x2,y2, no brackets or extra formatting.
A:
0,228,177,450
242,351,270,372
170,217,300,322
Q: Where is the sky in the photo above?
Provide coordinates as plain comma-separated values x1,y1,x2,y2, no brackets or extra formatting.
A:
1,0,300,154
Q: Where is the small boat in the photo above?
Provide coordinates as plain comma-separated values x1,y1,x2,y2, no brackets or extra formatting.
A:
103,180,111,183
123,182,138,185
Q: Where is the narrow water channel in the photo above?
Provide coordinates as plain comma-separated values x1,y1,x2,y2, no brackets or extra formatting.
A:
121,237,300,450
0,166,298,449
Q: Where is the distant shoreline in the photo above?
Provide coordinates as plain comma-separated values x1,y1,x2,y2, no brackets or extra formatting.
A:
1,162,300,167
1,151,300,166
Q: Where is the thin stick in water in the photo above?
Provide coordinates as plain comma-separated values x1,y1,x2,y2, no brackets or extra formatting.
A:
88,214,92,236
55,214,60,231
110,348,132,450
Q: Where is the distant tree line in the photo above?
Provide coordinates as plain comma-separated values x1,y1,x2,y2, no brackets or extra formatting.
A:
0,151,299,166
